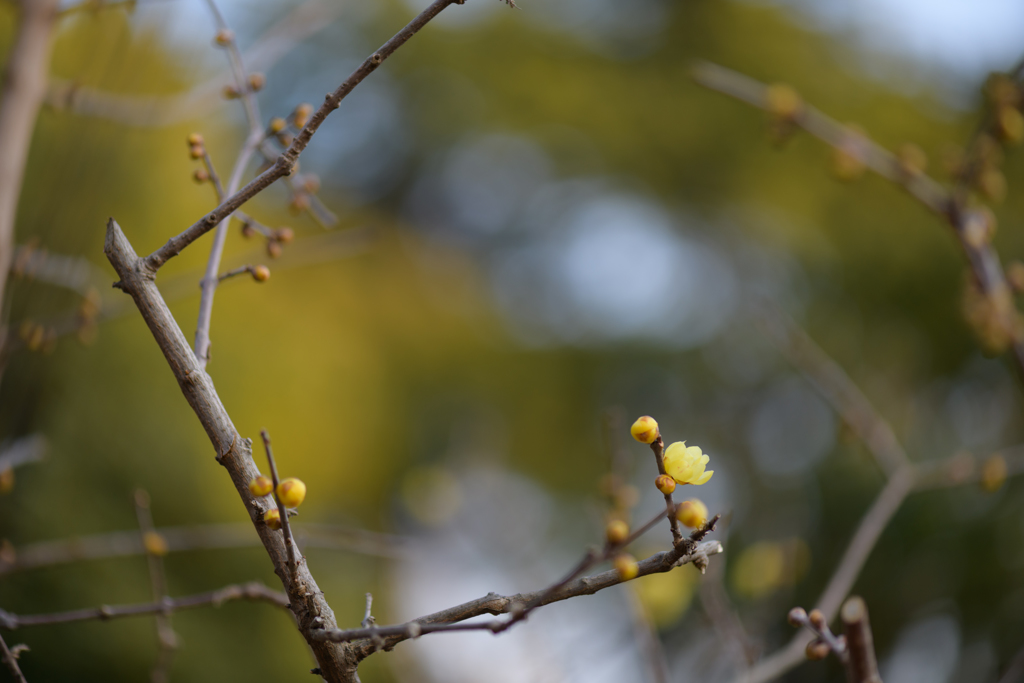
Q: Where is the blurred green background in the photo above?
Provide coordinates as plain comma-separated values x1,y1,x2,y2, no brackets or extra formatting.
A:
1,0,1023,680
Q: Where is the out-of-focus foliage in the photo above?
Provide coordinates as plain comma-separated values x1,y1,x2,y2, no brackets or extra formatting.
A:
1,0,1023,681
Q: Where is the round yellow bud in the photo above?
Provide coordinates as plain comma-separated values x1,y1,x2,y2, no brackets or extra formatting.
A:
186,132,204,147
764,83,802,119
240,222,256,239
189,145,204,159
805,639,830,661
249,475,273,497
267,241,283,259
276,477,306,507
294,103,313,128
676,499,708,528
808,608,826,630
214,29,234,46
252,265,271,282
605,519,629,545
995,105,1024,145
264,508,282,530
613,554,639,581
630,416,659,444
193,169,210,183
248,72,266,92
269,117,287,134
289,194,311,213
274,227,294,243
655,474,676,495
142,531,168,557
981,454,1008,492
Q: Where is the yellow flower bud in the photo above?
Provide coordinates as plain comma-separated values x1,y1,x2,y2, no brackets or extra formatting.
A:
655,474,676,495
274,227,294,243
248,475,273,497
630,416,659,444
214,29,234,46
276,477,306,507
805,639,830,661
267,241,283,259
264,508,282,530
663,442,714,486
676,499,709,528
189,145,204,159
269,117,287,134
764,83,802,119
186,132,204,147
995,105,1024,145
605,519,629,545
193,169,210,183
981,454,1008,492
248,72,266,92
252,265,271,282
613,554,639,581
143,531,168,557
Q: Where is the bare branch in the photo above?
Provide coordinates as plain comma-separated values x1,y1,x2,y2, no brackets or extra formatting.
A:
841,597,882,683
104,219,359,681
693,61,1024,385
0,582,288,629
145,0,461,271
0,522,413,576
0,0,59,313
0,632,28,683
756,304,911,475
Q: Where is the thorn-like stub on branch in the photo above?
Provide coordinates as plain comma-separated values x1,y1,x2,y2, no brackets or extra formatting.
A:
407,622,422,639
370,52,383,65
787,607,808,627
310,668,322,676
98,605,113,620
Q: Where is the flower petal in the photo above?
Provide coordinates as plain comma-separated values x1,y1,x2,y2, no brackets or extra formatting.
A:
693,470,714,485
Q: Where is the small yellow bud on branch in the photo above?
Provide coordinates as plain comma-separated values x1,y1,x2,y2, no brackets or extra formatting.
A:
605,519,629,545
613,554,639,581
276,478,306,508
630,416,659,444
249,475,273,497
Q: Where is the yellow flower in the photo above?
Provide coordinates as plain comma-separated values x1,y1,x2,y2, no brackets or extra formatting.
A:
663,442,713,486
676,499,708,528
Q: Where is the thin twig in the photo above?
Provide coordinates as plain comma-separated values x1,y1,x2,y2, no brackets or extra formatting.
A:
133,490,177,683
0,632,27,683
145,0,461,271
756,304,911,476
650,436,684,546
0,522,413,576
0,582,289,629
260,430,298,581
0,0,59,325
693,61,1024,385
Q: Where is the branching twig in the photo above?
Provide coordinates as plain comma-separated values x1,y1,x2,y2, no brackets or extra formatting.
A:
693,61,1024,385
0,582,289,629
315,511,723,663
145,0,462,272
841,597,882,683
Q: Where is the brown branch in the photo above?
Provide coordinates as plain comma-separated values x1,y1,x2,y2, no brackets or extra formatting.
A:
0,0,59,313
841,597,882,683
0,582,288,629
104,220,359,682
756,304,911,476
650,436,684,545
315,512,722,662
0,632,28,683
693,61,1024,385
133,490,177,683
0,522,413,576
145,0,461,271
